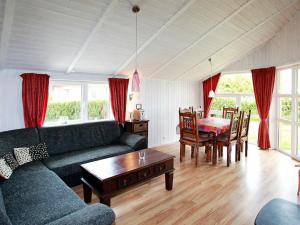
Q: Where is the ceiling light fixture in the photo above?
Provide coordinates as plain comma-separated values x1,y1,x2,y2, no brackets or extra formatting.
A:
131,5,140,92
208,58,215,98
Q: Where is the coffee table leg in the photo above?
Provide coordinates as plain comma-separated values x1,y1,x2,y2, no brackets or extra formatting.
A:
100,196,111,206
83,182,92,203
165,171,173,191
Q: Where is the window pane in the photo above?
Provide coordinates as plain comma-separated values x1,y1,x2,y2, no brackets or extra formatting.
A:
278,69,292,94
241,97,258,144
217,73,253,94
45,83,81,124
88,84,110,121
278,122,291,152
298,69,300,94
210,97,237,111
279,97,292,120
298,126,300,156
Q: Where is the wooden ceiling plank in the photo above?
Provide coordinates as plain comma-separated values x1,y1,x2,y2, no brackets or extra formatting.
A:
113,0,198,75
0,0,15,69
66,0,119,73
177,0,298,80
148,0,256,78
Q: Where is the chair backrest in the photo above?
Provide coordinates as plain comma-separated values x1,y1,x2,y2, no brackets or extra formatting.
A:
223,107,239,119
240,110,251,138
179,111,198,143
179,107,193,113
226,111,243,143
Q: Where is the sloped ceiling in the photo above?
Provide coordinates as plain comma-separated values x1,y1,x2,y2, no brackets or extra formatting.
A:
0,0,299,80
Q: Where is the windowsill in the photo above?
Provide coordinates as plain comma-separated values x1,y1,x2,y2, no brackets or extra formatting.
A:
43,119,113,127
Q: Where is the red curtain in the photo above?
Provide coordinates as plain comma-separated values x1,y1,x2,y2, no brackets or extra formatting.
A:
203,73,221,117
108,78,129,124
251,67,276,149
20,73,50,128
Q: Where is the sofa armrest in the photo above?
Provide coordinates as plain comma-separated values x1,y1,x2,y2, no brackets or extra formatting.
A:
119,132,148,150
46,204,115,225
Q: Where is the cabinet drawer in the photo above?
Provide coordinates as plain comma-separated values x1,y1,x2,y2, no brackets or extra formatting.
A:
138,167,153,181
155,163,167,174
118,173,137,189
133,123,148,132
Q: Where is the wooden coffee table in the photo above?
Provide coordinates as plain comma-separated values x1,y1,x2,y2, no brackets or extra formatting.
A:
80,148,175,206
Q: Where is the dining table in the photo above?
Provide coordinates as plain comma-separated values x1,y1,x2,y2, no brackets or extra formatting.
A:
177,117,231,165
197,117,231,165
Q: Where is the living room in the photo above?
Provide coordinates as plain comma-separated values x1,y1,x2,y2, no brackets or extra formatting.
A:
1,0,300,225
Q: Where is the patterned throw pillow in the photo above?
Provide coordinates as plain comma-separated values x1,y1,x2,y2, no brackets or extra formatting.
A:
0,159,13,179
14,147,32,165
14,143,49,166
1,153,19,170
29,143,49,161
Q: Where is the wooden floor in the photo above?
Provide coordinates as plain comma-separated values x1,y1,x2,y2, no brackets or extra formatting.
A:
73,143,300,225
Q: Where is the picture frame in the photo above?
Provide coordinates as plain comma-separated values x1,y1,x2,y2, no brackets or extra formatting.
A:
136,104,142,110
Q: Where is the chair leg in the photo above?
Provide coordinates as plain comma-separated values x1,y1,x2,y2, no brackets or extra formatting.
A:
227,145,232,167
195,145,199,167
245,141,248,157
180,143,185,162
235,144,240,161
298,169,300,196
191,146,195,158
240,142,244,152
235,145,238,162
206,146,211,162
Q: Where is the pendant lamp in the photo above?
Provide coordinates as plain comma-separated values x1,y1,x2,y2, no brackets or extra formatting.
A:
131,5,140,92
208,58,215,98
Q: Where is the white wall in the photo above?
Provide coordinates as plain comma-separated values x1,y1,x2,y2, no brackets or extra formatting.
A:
225,11,300,71
139,79,201,147
0,69,202,147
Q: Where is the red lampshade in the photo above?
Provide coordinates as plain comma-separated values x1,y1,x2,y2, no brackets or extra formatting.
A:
131,70,140,92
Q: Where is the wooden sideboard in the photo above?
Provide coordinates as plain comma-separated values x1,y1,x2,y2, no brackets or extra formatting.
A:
124,120,149,139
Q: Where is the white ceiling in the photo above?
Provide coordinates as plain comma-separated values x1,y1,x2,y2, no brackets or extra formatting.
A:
0,0,299,80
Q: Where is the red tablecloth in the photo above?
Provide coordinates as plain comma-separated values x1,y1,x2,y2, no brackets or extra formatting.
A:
197,118,230,135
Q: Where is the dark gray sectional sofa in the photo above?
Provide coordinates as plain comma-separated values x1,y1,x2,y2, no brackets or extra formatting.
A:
0,121,147,225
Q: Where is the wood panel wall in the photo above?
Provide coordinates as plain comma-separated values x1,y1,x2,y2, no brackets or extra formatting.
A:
139,79,202,147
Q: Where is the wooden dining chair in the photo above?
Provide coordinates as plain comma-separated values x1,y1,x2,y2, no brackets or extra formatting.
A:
222,107,239,119
216,111,243,166
239,110,251,156
179,111,212,167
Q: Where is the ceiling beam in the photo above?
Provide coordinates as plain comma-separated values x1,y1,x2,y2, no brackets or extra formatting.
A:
113,0,198,75
0,0,16,69
66,0,119,73
148,0,255,79
175,0,298,80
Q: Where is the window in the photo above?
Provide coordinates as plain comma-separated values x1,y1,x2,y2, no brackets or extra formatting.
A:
210,73,259,144
277,67,300,158
45,81,111,125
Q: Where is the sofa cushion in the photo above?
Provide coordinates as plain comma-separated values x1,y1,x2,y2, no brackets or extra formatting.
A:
39,121,121,155
0,188,12,225
0,128,40,155
43,144,132,179
2,169,86,225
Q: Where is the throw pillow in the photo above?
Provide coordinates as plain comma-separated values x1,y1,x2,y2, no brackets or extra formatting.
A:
14,147,32,165
14,143,49,166
1,153,19,170
29,143,49,161
0,159,13,179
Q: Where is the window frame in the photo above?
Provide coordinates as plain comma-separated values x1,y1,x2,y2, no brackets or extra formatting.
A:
210,72,258,144
276,66,300,160
44,80,112,126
